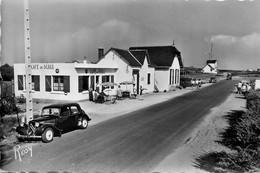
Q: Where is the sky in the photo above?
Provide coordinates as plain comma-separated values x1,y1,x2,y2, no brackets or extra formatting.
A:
1,0,260,70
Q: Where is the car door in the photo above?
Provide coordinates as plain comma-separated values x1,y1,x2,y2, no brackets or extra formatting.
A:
57,106,71,130
69,105,80,128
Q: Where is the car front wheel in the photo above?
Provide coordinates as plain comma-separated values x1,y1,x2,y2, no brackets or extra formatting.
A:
80,118,88,129
42,128,54,143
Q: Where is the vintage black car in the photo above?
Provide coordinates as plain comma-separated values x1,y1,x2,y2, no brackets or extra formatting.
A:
16,103,91,143
209,77,217,83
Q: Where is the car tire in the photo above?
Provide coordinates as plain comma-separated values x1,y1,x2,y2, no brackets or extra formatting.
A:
42,128,54,143
80,118,88,129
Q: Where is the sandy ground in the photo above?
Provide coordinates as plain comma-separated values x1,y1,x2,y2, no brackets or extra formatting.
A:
2,79,247,172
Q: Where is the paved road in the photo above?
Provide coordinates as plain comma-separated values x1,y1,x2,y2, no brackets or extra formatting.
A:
3,80,237,172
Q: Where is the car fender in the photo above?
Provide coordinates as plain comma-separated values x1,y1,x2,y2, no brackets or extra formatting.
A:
78,114,91,122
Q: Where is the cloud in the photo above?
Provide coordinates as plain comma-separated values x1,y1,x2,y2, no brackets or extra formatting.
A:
209,35,237,45
206,33,260,70
209,33,260,49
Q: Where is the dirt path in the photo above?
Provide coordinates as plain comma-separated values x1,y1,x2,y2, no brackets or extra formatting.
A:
152,87,246,172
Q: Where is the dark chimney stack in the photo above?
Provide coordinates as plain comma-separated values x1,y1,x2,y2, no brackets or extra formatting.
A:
98,48,104,60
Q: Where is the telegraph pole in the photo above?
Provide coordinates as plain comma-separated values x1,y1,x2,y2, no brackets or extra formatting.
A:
24,0,33,124
209,42,213,60
0,0,2,69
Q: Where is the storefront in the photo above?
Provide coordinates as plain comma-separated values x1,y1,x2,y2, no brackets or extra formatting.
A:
14,62,118,102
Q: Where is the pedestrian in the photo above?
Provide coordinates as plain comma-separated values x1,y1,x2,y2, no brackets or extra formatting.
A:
241,82,247,95
237,81,242,94
132,84,137,98
116,85,122,99
198,79,202,88
191,78,195,89
140,86,144,95
195,79,199,89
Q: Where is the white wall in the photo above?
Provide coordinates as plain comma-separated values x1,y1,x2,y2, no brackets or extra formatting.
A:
139,57,155,94
154,69,169,91
14,63,90,102
202,65,217,74
98,50,135,94
154,56,181,91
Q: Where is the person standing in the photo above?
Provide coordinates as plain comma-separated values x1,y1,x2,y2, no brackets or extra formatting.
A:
237,81,242,94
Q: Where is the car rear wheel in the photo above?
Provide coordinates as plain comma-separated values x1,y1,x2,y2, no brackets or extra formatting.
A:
42,128,54,143
80,118,88,129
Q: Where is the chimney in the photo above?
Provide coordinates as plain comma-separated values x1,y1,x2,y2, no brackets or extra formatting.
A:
98,48,104,60
83,56,87,64
172,39,175,46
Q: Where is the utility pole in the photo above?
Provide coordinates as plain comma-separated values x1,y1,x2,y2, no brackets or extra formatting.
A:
209,42,213,60
24,0,33,124
0,0,2,96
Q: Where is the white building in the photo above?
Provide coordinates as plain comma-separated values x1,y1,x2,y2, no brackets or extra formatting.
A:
201,60,218,74
14,61,117,102
14,45,183,102
97,47,155,95
129,45,183,92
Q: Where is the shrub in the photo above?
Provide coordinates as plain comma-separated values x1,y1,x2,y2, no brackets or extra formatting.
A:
246,90,260,113
218,92,260,172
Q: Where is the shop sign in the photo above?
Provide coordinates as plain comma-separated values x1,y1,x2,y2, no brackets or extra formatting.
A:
31,64,54,70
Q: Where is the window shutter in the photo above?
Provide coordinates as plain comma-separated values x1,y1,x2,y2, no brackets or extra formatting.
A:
169,70,172,85
18,75,24,90
64,76,70,93
34,76,40,91
147,73,151,85
78,76,83,92
111,75,114,89
45,76,51,92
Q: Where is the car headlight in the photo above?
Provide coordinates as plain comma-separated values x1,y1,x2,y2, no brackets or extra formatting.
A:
35,122,40,127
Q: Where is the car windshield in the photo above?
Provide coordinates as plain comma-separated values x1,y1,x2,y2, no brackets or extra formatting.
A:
41,108,60,117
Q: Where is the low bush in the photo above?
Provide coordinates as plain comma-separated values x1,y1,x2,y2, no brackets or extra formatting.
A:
246,91,260,113
218,90,260,172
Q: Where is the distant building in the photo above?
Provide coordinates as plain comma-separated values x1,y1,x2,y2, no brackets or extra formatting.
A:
201,60,218,74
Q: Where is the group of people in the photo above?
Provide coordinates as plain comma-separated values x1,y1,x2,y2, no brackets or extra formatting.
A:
191,78,202,89
235,81,252,94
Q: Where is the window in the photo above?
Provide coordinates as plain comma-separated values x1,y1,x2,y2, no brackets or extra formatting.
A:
32,75,40,91
169,69,174,85
147,73,151,85
53,76,70,92
18,75,24,90
54,76,64,91
101,75,114,90
70,106,79,115
175,69,179,84
176,69,179,84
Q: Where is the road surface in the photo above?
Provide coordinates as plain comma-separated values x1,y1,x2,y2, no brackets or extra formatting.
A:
3,80,237,172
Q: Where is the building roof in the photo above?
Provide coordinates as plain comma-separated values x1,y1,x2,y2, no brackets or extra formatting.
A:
129,50,151,65
129,45,183,68
111,48,142,67
206,60,217,64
